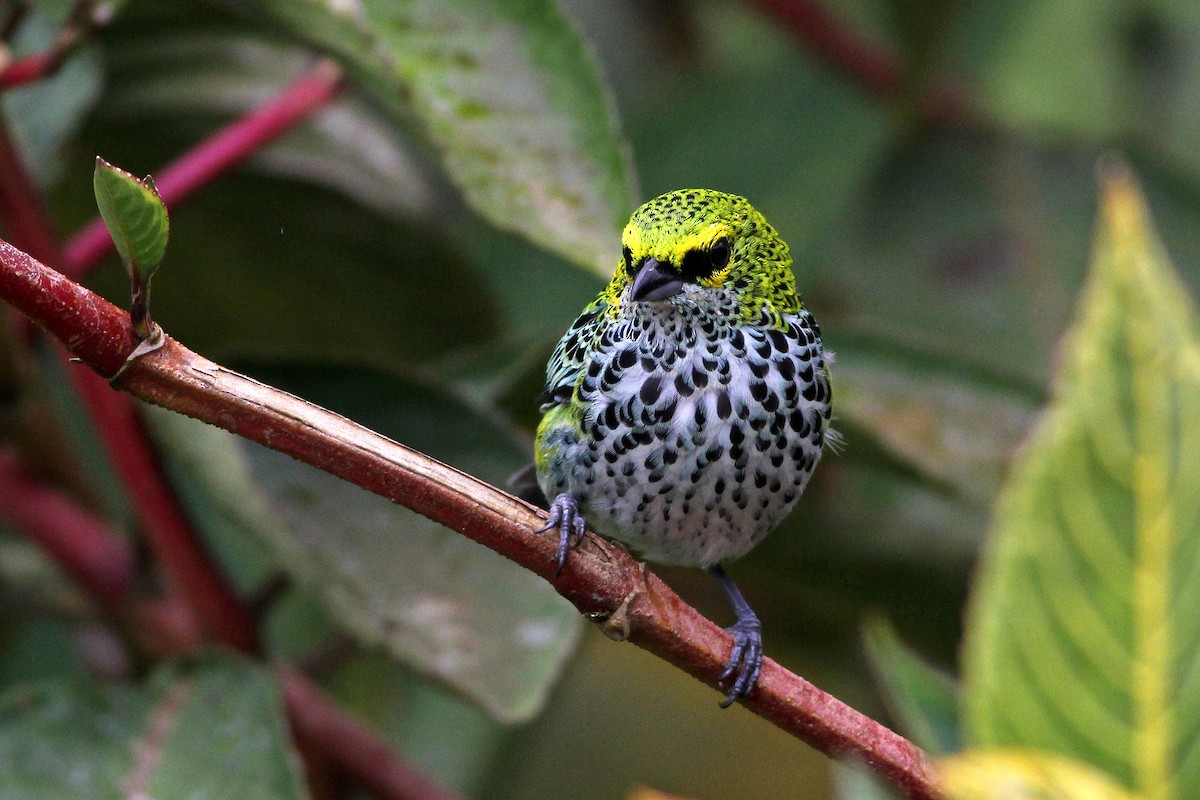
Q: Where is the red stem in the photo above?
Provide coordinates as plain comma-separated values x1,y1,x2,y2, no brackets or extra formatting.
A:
62,59,344,278
280,667,459,800
0,49,68,89
0,436,459,800
0,119,64,265
0,58,456,800
0,449,135,609
67,365,260,651
746,0,966,123
749,0,901,96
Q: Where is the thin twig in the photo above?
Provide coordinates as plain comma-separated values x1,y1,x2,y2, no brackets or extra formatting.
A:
0,0,104,89
0,239,943,800
67,365,260,651
0,57,449,800
0,448,134,609
280,667,460,800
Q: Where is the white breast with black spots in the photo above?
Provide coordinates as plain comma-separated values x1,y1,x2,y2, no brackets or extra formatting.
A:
570,312,829,568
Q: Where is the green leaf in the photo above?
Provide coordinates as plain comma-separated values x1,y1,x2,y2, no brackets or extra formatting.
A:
218,0,635,276
92,156,169,283
938,749,1138,800
862,616,960,756
145,363,581,723
0,652,307,799
961,163,1200,796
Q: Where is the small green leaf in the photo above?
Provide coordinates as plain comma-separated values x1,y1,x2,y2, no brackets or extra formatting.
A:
961,163,1200,796
0,652,307,799
939,749,1138,800
218,0,635,276
862,616,960,756
93,156,170,283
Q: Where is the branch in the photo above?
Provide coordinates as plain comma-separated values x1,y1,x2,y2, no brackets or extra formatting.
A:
0,240,943,800
0,0,102,89
62,58,344,278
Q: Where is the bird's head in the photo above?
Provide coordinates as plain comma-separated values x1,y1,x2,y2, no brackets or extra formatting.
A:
605,189,801,323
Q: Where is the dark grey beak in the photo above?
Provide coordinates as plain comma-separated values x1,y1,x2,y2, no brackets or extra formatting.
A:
630,257,684,302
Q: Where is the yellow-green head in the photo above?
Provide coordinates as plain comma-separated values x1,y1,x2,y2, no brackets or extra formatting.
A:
602,189,800,325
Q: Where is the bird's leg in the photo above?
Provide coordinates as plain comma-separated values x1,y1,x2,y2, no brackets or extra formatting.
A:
709,564,764,708
536,493,587,575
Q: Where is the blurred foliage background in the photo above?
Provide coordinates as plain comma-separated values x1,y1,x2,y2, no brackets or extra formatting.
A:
4,0,1200,798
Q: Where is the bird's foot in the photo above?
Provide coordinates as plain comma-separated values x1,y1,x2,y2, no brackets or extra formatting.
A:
710,564,764,708
535,492,587,575
717,615,763,708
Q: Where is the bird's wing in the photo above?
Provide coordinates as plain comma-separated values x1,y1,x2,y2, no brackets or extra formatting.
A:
541,298,609,409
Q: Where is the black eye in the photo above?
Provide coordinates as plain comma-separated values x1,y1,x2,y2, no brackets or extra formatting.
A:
622,246,635,275
680,238,732,280
709,238,731,270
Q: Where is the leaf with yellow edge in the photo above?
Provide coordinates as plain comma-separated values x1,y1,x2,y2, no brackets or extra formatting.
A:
961,160,1200,800
939,749,1139,800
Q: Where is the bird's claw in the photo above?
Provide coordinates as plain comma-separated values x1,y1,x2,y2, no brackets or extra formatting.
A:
717,616,763,708
536,493,587,575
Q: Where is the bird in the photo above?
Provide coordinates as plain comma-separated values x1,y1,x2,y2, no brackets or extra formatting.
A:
533,188,832,707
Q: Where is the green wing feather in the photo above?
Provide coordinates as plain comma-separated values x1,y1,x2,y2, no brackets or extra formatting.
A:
542,296,609,409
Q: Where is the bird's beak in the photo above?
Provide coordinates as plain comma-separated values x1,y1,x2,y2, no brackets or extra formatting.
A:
630,257,684,302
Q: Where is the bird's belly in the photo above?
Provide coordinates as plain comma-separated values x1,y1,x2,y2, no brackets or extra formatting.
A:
568,342,827,568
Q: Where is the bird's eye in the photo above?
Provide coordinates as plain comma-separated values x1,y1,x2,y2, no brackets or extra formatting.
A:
680,238,732,280
622,246,635,275
709,238,731,270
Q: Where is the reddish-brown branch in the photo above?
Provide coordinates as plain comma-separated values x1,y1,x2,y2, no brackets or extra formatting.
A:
0,60,455,799
0,241,943,800
0,449,134,609
746,0,967,123
1,48,69,89
62,59,344,278
749,0,900,96
280,667,460,800
0,0,94,90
